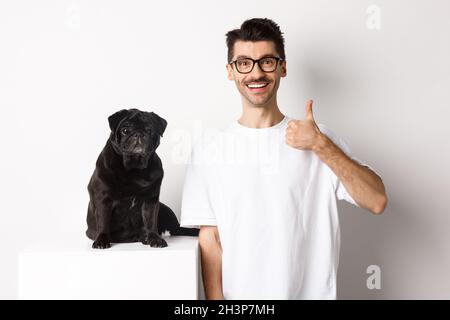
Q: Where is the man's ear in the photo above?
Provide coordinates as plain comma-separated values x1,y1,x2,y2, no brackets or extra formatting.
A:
150,112,168,137
226,63,234,80
108,109,130,132
280,59,287,78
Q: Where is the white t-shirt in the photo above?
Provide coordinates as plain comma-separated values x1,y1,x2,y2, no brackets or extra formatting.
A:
180,116,374,300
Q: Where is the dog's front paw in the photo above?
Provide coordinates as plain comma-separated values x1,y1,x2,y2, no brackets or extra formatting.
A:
92,233,111,249
142,233,167,248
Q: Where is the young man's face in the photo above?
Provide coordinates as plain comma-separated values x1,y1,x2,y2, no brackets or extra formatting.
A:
227,40,287,107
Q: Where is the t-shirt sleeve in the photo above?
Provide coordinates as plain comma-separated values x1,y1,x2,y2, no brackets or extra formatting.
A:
180,141,217,228
318,124,380,207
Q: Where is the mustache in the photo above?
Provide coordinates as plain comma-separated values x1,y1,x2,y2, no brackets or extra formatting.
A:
243,77,271,85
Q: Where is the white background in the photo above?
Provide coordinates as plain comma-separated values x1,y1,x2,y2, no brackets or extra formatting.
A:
1,0,449,299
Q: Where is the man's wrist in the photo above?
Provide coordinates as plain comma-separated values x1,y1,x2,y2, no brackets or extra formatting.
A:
312,132,331,154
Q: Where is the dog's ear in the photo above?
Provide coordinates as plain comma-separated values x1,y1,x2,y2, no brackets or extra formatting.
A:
108,109,130,132
150,112,167,137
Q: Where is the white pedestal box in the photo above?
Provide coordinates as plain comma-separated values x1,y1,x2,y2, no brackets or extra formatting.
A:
18,235,200,300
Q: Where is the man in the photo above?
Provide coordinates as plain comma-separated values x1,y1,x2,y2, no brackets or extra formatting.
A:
180,18,387,300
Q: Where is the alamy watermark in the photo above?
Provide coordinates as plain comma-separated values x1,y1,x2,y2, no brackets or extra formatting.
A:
366,264,381,290
366,5,381,30
170,120,282,175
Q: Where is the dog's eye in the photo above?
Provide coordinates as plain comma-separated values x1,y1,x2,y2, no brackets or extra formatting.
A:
121,128,129,135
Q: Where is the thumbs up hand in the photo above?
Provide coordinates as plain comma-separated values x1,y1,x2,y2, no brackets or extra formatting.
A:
285,100,323,151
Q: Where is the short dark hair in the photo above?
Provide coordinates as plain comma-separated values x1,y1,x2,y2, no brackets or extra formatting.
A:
225,18,285,63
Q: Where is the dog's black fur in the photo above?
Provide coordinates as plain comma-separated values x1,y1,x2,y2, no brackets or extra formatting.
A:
86,108,199,249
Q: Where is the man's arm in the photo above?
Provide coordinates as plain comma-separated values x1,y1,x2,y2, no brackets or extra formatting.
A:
199,226,224,300
286,100,388,215
313,133,387,214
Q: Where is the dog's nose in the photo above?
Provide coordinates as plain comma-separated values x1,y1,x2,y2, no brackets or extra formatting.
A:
132,132,143,140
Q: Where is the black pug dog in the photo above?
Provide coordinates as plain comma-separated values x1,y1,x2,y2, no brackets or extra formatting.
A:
86,108,199,249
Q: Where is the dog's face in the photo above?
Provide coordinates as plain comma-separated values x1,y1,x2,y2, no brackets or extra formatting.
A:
108,108,167,169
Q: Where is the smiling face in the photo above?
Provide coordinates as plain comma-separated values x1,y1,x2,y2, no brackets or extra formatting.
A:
227,40,287,107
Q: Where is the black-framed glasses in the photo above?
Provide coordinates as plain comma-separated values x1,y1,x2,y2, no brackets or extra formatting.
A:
229,56,283,74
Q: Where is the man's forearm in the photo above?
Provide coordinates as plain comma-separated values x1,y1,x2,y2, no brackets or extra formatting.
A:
199,234,224,299
313,133,388,214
